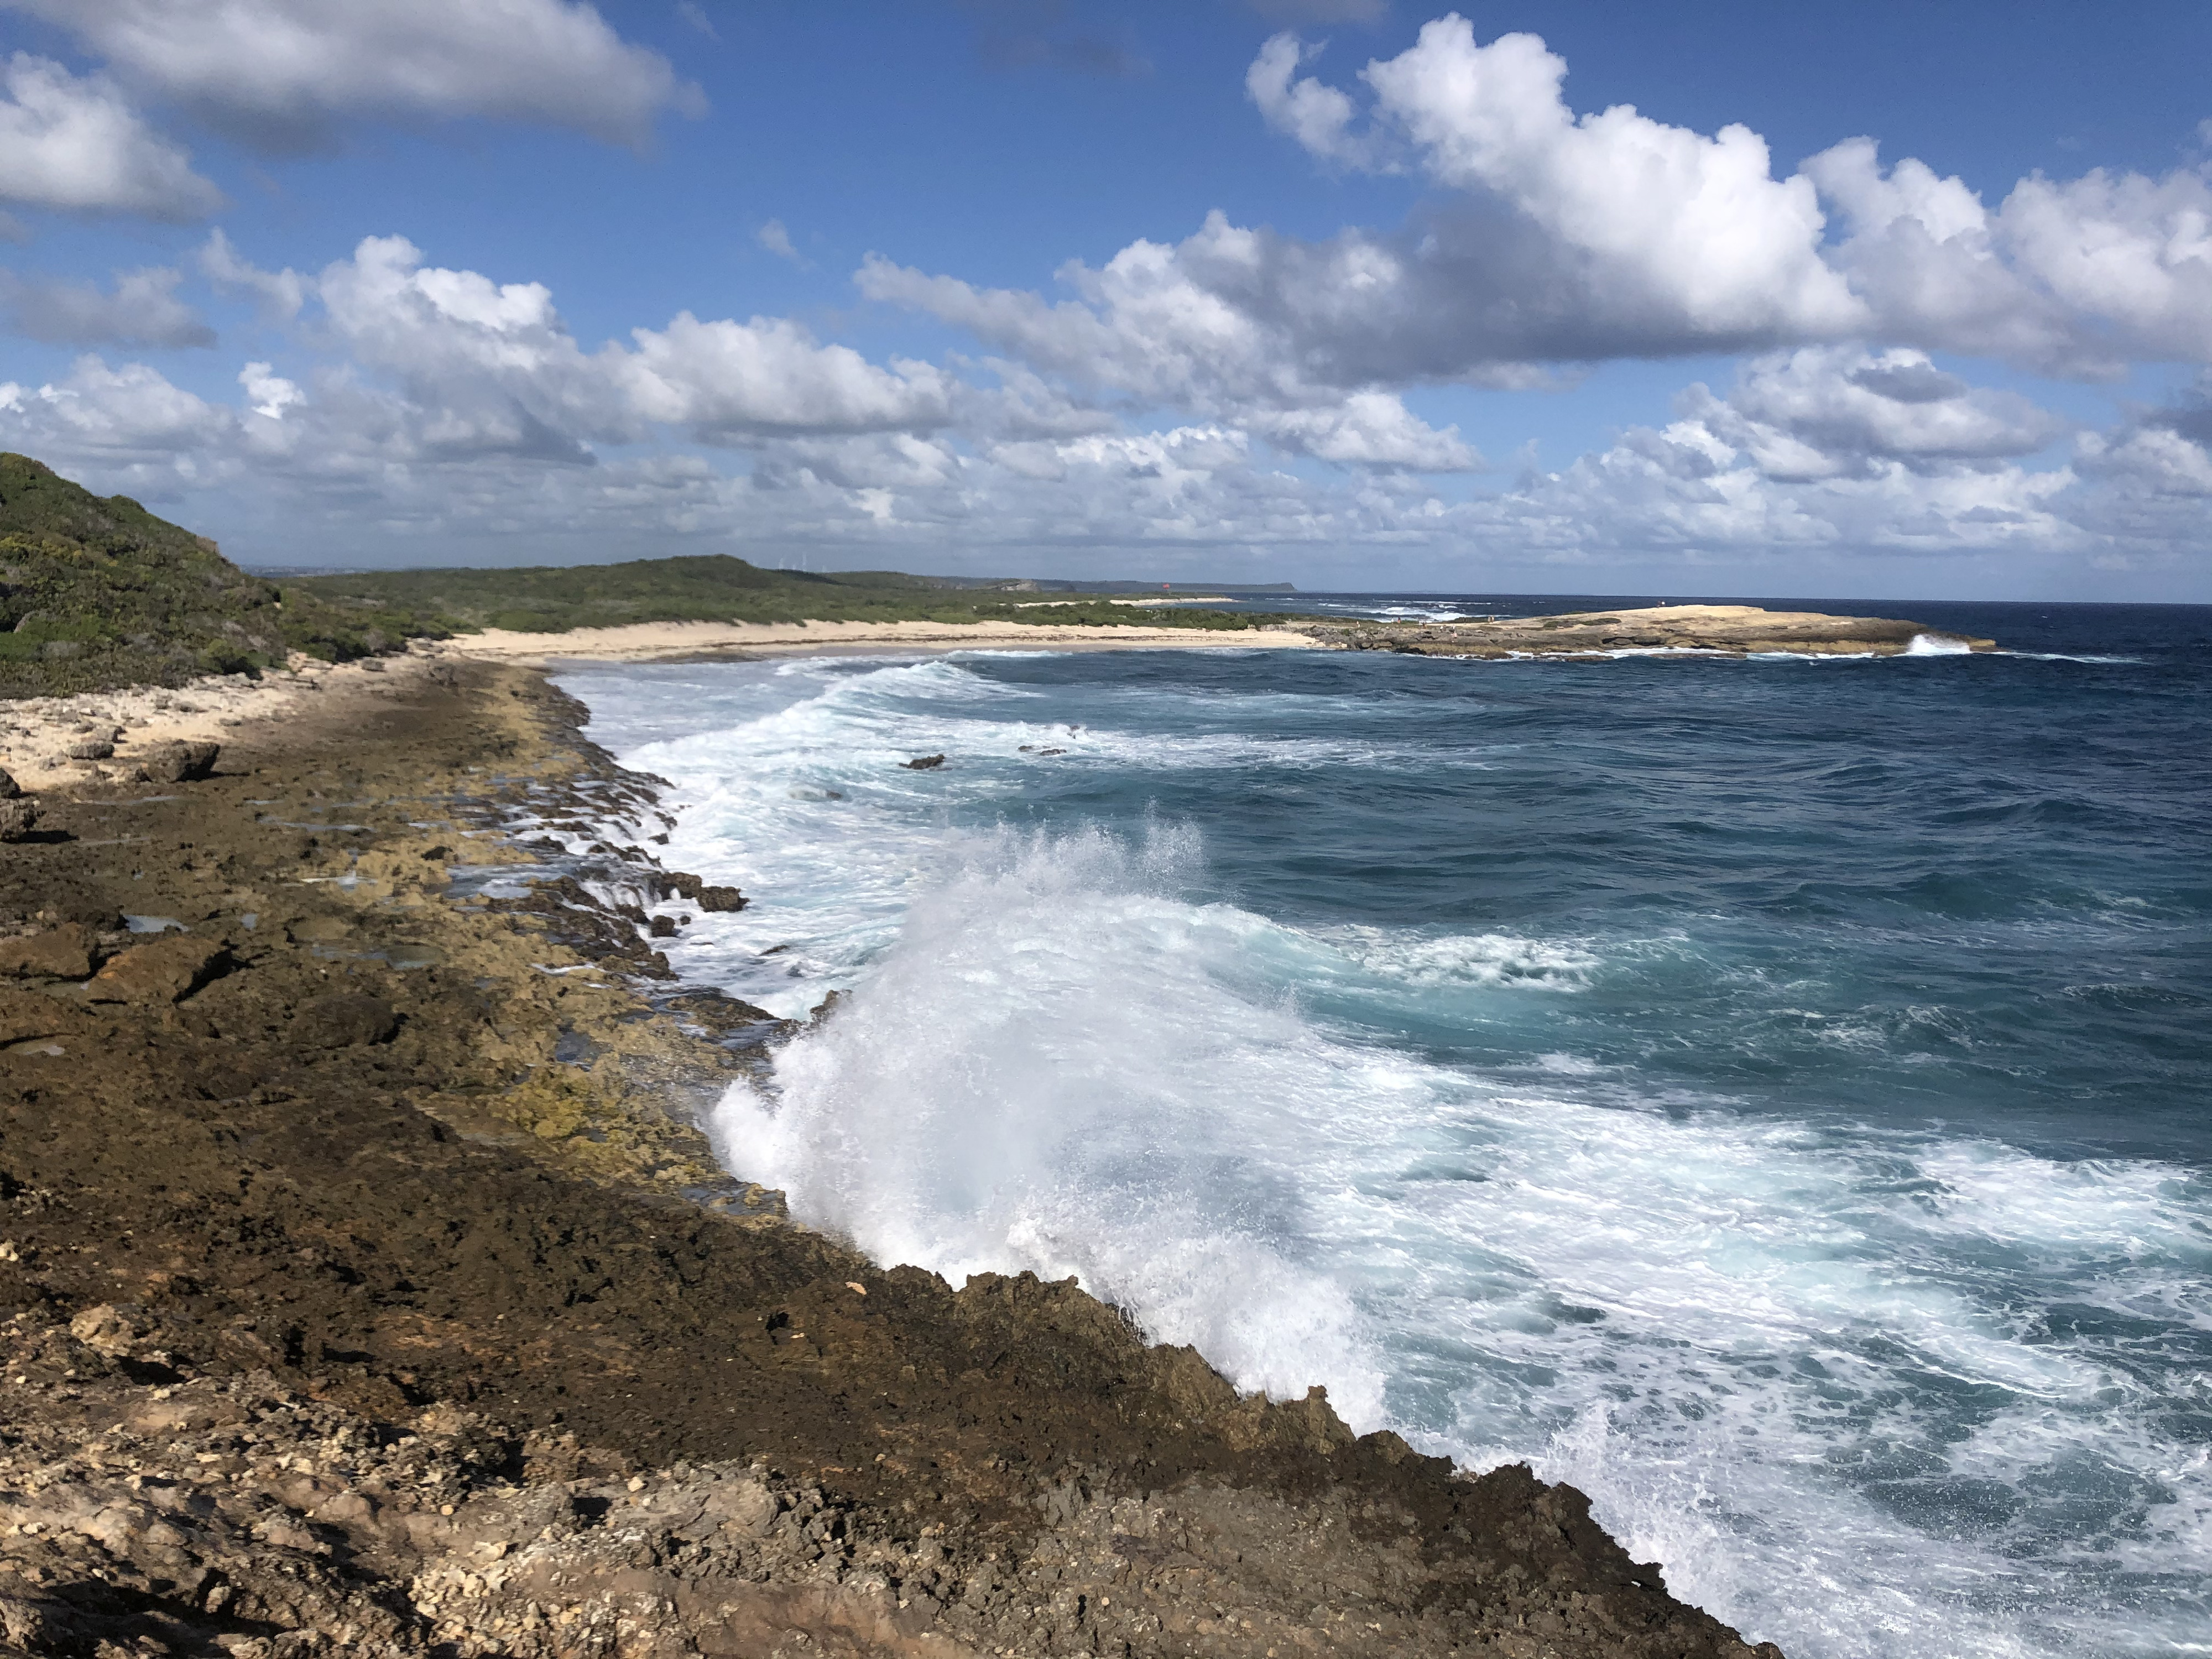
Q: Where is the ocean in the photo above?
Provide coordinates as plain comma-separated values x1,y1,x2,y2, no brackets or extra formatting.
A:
554,598,2210,1659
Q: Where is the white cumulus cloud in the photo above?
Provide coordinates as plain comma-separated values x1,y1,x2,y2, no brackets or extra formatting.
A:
618,313,953,439
6,0,704,152
2,353,233,460
1,228,2200,590
1808,139,2212,377
238,362,303,421
0,53,222,221
877,12,2212,461
1697,347,2070,481
199,229,309,321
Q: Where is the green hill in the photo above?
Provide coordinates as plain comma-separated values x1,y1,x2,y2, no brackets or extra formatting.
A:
0,453,437,697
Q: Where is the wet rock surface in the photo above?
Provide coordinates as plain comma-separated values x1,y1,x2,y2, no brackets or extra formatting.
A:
0,660,1785,1658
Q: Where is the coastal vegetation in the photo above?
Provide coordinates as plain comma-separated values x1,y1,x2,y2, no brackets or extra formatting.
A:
0,453,439,696
292,556,1291,634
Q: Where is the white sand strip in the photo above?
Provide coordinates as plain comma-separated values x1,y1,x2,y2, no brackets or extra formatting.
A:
444,616,1322,663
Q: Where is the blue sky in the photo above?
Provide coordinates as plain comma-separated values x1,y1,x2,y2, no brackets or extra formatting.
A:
2,1,2208,599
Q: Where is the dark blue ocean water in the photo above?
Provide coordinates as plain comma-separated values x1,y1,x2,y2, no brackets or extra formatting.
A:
561,599,2210,1659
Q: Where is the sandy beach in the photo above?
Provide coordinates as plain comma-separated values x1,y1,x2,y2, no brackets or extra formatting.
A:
453,614,1324,662
0,621,1317,792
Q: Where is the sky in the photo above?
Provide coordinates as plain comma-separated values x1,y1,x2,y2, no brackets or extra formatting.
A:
1,1,2208,599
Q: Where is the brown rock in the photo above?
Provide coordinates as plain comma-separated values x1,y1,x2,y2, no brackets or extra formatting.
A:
137,739,221,782
0,923,97,979
0,766,18,799
696,884,746,912
85,935,230,1003
294,990,399,1047
65,739,114,760
902,753,947,769
0,797,37,841
67,1303,149,1358
0,987,80,1044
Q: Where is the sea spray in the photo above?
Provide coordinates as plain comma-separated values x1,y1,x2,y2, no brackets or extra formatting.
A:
711,821,1391,1418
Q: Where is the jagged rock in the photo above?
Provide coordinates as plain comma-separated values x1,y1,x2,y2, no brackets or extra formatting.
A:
0,797,35,840
659,989,786,1040
137,739,221,782
0,766,18,799
66,1302,149,1357
85,935,230,1003
658,870,745,912
64,738,114,760
0,923,96,979
902,753,947,769
293,990,399,1047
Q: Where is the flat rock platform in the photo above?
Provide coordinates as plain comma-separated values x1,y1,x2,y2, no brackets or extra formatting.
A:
1302,603,1996,659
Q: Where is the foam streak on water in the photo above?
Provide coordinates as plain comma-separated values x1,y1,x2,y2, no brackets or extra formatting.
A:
562,608,2211,1659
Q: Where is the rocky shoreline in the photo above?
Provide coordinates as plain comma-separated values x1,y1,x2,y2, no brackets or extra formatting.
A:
1302,603,1996,659
2,657,1785,1659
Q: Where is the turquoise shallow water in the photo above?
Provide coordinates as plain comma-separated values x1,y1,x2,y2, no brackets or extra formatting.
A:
558,599,2210,1659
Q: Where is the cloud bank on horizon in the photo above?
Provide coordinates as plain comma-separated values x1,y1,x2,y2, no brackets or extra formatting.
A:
0,0,2205,598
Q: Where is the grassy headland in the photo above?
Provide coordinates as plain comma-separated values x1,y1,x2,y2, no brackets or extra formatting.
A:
0,453,441,696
